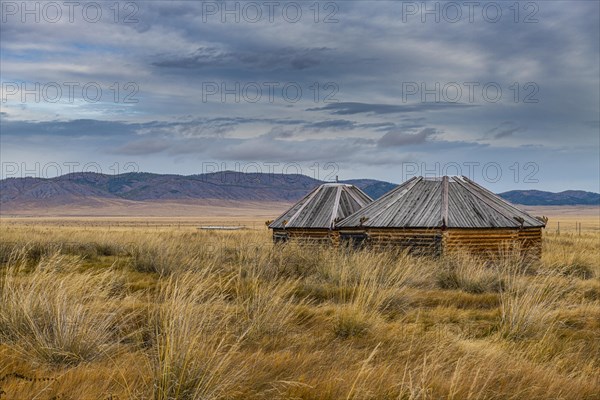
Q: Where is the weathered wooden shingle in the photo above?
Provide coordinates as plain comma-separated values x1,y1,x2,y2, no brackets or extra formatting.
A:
269,183,373,229
338,176,545,229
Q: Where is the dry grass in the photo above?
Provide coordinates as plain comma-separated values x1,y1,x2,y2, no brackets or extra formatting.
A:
0,219,598,399
0,253,135,366
498,272,570,340
151,271,247,400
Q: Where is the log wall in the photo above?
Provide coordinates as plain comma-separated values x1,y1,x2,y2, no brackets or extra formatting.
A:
518,227,543,262
336,227,543,261
443,228,517,257
443,228,542,261
274,227,543,261
272,228,334,245
337,228,442,256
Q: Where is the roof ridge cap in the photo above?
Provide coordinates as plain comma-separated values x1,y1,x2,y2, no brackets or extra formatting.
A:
330,185,343,229
441,176,449,227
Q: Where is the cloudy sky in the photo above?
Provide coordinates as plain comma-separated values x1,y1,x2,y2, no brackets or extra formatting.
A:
1,0,598,192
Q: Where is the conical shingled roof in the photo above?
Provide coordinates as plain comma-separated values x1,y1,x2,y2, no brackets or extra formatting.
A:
337,176,546,229
269,183,373,229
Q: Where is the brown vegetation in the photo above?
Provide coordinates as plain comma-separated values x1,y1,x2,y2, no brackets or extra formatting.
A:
0,218,598,399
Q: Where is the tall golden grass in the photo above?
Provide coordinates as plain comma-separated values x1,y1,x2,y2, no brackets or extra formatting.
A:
0,224,598,399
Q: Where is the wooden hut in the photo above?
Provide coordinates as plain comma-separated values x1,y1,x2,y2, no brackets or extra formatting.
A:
336,176,546,260
268,183,372,244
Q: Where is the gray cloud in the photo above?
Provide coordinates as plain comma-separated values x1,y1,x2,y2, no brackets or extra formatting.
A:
153,46,331,71
0,1,598,191
114,139,170,155
378,128,437,147
485,122,527,139
303,119,356,129
583,120,600,129
0,117,316,140
0,119,142,138
308,102,478,115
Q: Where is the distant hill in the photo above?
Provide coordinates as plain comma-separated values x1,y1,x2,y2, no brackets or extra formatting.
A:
498,189,600,206
1,172,598,212
0,172,321,205
343,179,398,200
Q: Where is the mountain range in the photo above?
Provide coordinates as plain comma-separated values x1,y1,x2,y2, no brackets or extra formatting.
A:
1,172,598,212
